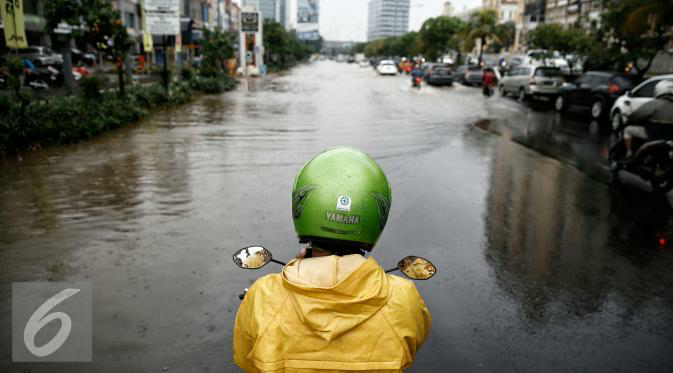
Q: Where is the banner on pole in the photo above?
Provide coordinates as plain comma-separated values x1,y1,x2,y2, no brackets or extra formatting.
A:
175,34,181,52
143,31,153,51
1,0,28,48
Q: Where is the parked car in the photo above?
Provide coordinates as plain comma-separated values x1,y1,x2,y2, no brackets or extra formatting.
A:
610,74,673,129
555,71,634,120
15,46,59,67
376,60,398,75
499,65,564,101
424,65,453,86
451,65,468,83
463,66,483,86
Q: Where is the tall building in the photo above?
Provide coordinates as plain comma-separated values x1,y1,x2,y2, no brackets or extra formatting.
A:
367,0,410,42
482,0,522,24
242,0,278,21
278,0,288,27
442,1,454,16
297,0,320,40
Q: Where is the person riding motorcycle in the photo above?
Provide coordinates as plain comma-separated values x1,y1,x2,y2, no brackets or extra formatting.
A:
482,68,496,97
622,80,673,158
234,147,432,373
410,64,424,86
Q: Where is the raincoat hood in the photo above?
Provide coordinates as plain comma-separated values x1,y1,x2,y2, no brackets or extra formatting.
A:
281,255,391,341
234,254,431,372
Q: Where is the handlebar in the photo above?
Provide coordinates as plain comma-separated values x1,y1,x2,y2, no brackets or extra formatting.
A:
239,288,249,300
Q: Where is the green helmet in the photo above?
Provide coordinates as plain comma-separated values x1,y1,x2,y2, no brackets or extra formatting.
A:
292,147,392,251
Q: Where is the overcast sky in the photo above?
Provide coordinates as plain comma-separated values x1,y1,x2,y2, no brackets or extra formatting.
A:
233,0,481,42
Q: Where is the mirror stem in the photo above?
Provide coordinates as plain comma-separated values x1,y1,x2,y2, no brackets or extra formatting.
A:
384,268,398,273
270,259,287,266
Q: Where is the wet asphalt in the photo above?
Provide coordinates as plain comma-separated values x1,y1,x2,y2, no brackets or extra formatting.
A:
1,61,673,372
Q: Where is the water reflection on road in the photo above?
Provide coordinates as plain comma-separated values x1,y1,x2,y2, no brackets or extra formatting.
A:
1,61,672,372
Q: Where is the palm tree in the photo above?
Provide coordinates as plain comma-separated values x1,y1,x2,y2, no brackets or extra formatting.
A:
463,9,500,64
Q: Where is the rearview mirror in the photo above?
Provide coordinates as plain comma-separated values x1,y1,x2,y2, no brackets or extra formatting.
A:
398,256,437,280
233,246,272,269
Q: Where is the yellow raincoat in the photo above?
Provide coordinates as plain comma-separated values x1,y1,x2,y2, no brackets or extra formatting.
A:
233,254,431,372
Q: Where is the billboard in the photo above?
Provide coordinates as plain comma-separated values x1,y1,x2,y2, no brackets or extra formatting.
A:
297,30,320,41
144,0,179,35
297,0,318,24
241,12,259,32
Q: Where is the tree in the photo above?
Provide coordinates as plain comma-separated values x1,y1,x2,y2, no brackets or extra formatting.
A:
200,28,235,76
418,16,465,61
263,20,314,69
527,23,593,72
350,43,366,55
464,9,500,64
43,0,81,93
364,39,384,57
596,0,673,78
490,21,516,53
44,0,133,95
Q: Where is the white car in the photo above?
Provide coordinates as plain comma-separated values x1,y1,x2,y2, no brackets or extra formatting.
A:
610,74,673,130
376,60,398,75
359,60,370,68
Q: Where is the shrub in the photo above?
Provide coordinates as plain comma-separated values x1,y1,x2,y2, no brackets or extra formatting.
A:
0,75,238,155
180,66,194,81
79,73,108,100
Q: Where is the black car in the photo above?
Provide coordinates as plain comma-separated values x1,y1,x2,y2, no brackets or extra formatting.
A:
555,71,633,120
424,65,453,86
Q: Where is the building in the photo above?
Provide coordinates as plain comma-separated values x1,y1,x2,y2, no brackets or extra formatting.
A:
367,0,410,42
228,0,241,33
14,0,48,46
322,40,355,55
454,6,479,22
482,0,522,24
113,0,143,53
297,0,319,40
278,0,288,28
242,0,279,21
442,1,454,17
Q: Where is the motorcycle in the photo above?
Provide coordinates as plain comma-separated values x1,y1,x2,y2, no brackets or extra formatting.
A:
608,125,673,192
412,77,422,90
24,65,62,90
233,246,437,300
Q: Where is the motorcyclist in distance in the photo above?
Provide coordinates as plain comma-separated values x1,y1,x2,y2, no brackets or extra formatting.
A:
234,147,431,373
410,64,424,86
622,80,673,159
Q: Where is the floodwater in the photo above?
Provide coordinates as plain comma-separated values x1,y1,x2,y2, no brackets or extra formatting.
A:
1,61,673,372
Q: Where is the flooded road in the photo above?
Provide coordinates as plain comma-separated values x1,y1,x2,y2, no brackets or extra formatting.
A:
2,61,673,372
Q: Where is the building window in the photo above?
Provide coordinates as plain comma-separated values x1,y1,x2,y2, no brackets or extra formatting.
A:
202,3,209,23
125,12,136,29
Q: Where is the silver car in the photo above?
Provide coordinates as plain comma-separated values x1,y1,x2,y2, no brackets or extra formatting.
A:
16,46,59,67
499,65,565,101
